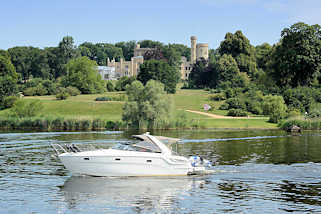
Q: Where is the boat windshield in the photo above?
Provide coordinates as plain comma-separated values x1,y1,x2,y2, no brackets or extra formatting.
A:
112,140,161,153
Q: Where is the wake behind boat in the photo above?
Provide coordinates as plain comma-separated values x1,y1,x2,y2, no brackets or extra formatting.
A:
51,132,212,177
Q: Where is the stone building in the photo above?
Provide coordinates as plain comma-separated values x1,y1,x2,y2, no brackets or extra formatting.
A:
97,66,117,80
105,36,208,80
180,36,209,80
134,44,156,57
107,56,144,77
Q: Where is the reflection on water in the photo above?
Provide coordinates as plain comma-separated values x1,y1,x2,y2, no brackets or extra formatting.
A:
60,176,208,213
0,130,321,213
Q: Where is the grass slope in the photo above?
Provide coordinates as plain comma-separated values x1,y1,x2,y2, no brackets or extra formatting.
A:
0,89,277,129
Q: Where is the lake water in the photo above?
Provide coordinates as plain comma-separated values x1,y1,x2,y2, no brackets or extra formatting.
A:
0,130,321,214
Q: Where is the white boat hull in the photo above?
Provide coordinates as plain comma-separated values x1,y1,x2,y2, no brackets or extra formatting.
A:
59,149,192,177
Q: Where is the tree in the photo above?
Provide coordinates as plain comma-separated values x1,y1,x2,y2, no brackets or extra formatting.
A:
79,42,123,65
58,36,79,63
63,57,105,94
115,76,136,91
8,46,52,80
0,55,18,109
115,41,136,61
255,43,272,70
215,54,249,89
262,95,287,123
0,50,10,59
219,31,258,78
188,58,210,88
271,22,321,87
139,40,163,48
53,36,80,77
219,31,252,58
122,80,173,129
137,59,180,93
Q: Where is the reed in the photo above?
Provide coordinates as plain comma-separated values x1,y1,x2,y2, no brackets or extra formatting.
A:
279,117,321,130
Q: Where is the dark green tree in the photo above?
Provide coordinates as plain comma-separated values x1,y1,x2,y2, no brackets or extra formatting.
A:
215,54,249,89
188,58,210,88
139,40,163,48
0,55,18,108
0,50,10,59
219,31,252,57
271,22,321,87
79,42,123,65
219,31,257,78
115,41,136,61
255,43,272,70
137,59,180,93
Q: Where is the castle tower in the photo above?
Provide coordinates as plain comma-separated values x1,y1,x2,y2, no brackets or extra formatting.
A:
196,43,209,61
190,36,197,64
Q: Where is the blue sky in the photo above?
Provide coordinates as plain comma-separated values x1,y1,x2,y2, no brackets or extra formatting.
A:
1,0,321,50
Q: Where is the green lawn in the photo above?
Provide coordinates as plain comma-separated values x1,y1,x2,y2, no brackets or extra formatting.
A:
0,89,278,129
17,93,125,121
172,89,227,115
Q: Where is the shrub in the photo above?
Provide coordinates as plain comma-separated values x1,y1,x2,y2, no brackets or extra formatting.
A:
52,118,64,130
56,91,70,100
283,87,314,112
287,109,302,118
92,119,105,130
106,81,115,92
308,103,321,118
173,112,189,128
80,120,91,130
219,102,229,110
95,96,112,101
246,101,263,115
95,95,127,102
3,96,19,109
66,86,81,96
42,80,59,95
63,119,76,130
262,95,287,123
227,109,248,117
226,98,246,110
35,84,48,96
10,100,43,118
23,87,37,96
279,118,321,130
210,93,226,101
106,121,117,129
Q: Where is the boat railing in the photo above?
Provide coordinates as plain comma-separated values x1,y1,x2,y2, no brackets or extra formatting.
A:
50,143,81,155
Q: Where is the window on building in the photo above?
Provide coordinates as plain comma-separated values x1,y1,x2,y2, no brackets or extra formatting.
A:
104,74,109,79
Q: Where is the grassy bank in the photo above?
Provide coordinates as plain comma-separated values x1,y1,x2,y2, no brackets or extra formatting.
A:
0,89,278,130
279,117,321,130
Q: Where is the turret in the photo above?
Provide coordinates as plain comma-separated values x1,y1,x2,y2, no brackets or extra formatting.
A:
190,36,197,64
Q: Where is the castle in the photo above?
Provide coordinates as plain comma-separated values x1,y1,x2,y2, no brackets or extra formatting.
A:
181,36,209,80
98,36,208,80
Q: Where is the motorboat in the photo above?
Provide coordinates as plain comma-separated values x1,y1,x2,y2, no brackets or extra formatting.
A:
51,132,212,177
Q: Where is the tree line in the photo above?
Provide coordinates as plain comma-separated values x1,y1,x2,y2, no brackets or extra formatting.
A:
1,21,321,125
187,22,321,123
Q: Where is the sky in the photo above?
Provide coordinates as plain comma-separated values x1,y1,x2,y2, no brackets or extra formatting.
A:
1,0,321,50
